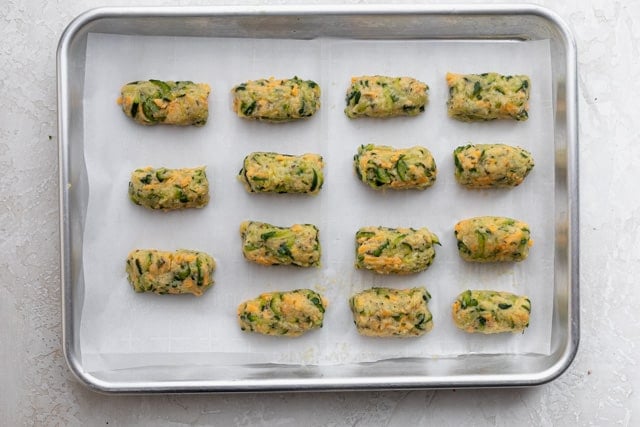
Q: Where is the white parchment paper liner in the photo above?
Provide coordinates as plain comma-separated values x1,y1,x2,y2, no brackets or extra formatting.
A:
80,33,554,372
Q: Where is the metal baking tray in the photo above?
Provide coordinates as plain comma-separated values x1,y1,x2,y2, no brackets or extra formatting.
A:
57,4,578,392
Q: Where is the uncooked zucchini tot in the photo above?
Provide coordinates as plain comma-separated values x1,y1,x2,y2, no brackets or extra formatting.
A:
354,144,437,190
231,76,321,122
446,72,530,121
117,80,210,126
344,75,428,118
355,226,440,275
238,152,324,194
125,249,216,297
452,290,531,334
349,287,434,337
129,166,209,210
237,289,327,337
240,221,321,268
453,144,534,188
454,216,533,262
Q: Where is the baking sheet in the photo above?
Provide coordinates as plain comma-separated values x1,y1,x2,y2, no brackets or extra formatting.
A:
80,33,554,372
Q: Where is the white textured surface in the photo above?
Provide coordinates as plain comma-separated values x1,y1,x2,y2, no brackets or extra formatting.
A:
0,0,637,425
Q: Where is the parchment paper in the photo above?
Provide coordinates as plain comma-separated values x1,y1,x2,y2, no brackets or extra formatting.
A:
81,33,554,372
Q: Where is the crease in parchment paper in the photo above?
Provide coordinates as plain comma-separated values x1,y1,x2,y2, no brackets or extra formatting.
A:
80,33,554,372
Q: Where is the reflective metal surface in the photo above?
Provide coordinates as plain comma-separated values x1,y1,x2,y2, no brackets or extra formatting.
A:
58,4,578,393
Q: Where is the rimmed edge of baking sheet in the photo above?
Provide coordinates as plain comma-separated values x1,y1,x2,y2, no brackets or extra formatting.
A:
58,4,579,392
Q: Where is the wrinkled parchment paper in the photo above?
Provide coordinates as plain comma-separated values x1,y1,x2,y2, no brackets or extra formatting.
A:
81,33,554,372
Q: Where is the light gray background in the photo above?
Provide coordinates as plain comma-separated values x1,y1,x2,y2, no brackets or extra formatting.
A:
0,0,637,425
